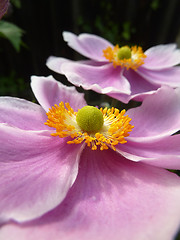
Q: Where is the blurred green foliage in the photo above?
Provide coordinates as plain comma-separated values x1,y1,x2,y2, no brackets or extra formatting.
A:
11,0,21,9
0,20,24,52
150,0,160,10
0,71,28,97
0,0,26,98
77,0,139,46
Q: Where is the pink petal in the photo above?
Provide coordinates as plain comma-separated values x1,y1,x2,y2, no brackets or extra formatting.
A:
61,61,131,95
144,44,180,69
46,57,106,75
0,124,83,223
137,66,180,87
1,148,180,240
63,31,113,61
0,0,9,19
31,75,86,112
127,86,180,139
0,97,48,130
122,68,159,101
118,134,180,169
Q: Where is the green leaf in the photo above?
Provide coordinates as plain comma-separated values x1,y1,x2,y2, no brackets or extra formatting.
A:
0,20,24,52
11,0,21,9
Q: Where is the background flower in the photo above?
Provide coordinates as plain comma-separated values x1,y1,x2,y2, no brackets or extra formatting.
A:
47,32,180,103
0,76,180,239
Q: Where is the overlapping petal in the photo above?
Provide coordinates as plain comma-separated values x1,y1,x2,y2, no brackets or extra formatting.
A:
31,75,86,112
117,134,180,169
137,66,180,87
143,44,180,70
60,61,131,95
46,56,72,74
122,68,158,102
112,86,180,169
127,86,180,139
1,148,180,240
0,124,83,223
63,31,113,61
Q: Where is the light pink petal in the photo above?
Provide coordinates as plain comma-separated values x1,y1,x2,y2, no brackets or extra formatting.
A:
31,75,86,112
0,97,48,130
46,56,106,74
137,66,180,87
127,86,180,139
46,56,71,73
1,148,180,240
117,134,180,169
144,44,180,69
63,31,113,61
0,124,83,223
61,61,131,95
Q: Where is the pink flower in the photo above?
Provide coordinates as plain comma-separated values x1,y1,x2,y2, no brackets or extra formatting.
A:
0,0,9,19
0,75,180,240
47,32,180,103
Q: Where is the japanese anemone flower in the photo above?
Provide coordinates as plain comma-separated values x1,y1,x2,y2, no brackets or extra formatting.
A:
0,75,180,240
47,32,180,103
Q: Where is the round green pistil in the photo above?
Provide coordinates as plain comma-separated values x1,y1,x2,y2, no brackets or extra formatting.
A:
117,46,131,60
76,106,104,133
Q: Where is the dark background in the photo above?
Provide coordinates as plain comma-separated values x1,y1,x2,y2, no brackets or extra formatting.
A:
1,0,180,100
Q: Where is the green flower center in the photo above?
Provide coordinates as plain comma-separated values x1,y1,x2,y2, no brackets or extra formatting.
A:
117,46,132,60
76,106,104,133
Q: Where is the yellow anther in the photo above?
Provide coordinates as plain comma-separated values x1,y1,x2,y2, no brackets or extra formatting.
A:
45,102,134,151
103,44,146,70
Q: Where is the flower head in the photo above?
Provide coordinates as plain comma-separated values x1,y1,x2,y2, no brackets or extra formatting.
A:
103,45,146,70
1,76,180,240
47,32,180,103
45,103,133,151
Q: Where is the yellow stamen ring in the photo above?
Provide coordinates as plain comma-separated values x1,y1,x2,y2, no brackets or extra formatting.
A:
45,102,134,151
103,44,146,70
